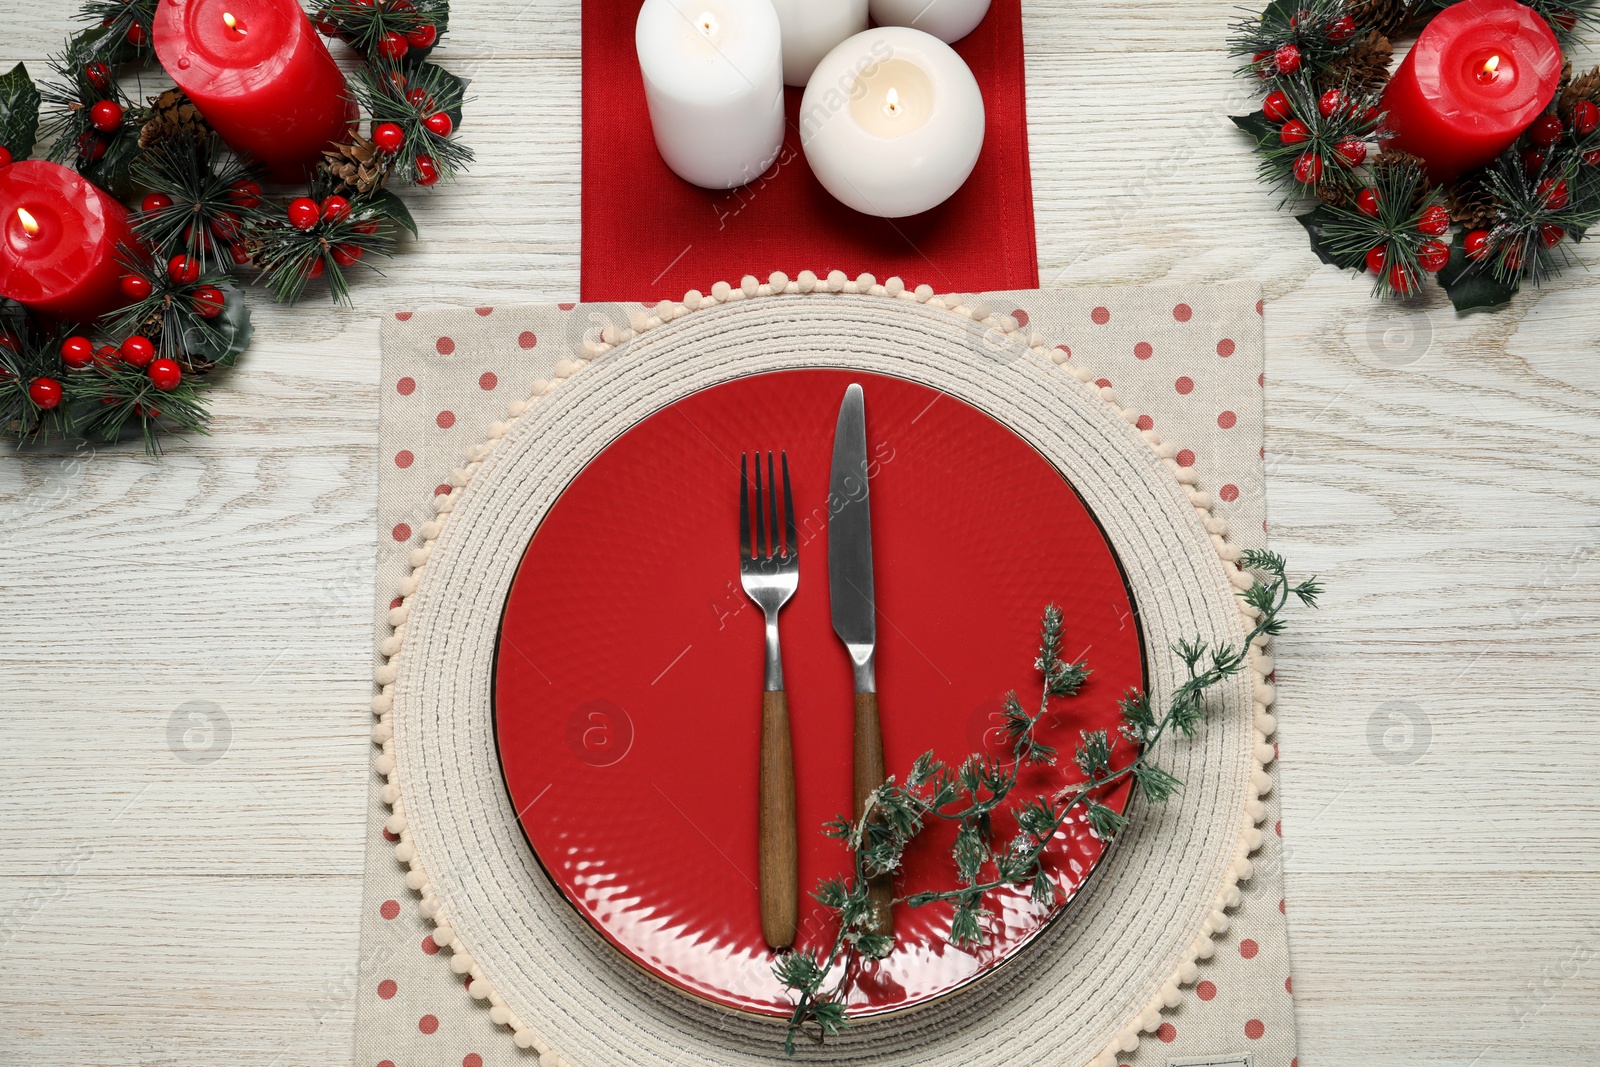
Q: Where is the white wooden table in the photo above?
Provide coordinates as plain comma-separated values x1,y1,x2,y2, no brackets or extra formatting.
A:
2,3,1598,1065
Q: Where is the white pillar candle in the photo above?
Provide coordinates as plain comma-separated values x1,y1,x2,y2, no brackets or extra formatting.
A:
770,0,868,87
799,28,984,217
869,0,991,44
636,0,786,190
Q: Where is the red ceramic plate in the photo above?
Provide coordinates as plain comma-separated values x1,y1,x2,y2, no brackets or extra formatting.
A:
494,369,1144,1017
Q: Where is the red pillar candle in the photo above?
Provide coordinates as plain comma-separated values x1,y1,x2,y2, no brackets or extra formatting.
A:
0,160,137,322
153,0,355,182
1381,0,1561,184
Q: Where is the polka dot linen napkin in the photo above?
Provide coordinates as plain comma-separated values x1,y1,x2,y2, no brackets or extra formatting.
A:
358,281,1295,1067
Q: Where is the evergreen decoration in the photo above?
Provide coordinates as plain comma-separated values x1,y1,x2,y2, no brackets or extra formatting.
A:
0,0,470,450
1231,0,1600,311
777,553,1321,1054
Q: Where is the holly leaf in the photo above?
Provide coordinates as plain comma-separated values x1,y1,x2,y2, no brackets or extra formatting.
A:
182,285,253,367
1297,203,1367,270
0,63,40,162
1230,112,1277,148
369,189,418,237
1436,232,1520,313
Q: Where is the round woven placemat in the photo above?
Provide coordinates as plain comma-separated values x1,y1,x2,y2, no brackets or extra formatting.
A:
376,282,1271,1067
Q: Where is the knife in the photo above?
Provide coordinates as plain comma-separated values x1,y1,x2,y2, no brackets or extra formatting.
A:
828,383,893,937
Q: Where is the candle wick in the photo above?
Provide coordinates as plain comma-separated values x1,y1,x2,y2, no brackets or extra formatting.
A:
884,87,902,117
1478,54,1500,84
15,207,39,239
222,10,247,35
696,12,717,36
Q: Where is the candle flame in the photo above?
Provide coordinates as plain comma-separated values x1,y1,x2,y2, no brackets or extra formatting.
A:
884,87,902,117
1478,54,1500,83
222,10,246,34
15,207,38,238
696,12,717,36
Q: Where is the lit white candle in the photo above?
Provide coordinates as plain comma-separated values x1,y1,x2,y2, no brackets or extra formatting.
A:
869,0,991,44
636,0,785,190
799,28,984,217
770,0,868,86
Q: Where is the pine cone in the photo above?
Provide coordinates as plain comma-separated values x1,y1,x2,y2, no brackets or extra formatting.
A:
140,89,209,149
1373,150,1433,209
322,136,388,195
1560,64,1600,121
1322,31,1393,97
1445,173,1499,230
1349,0,1419,37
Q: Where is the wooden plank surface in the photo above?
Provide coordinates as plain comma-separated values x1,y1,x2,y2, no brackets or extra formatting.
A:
2,1,1599,1064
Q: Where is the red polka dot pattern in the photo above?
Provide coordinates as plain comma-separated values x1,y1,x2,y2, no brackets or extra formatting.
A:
379,900,400,920
1175,376,1194,395
1217,411,1237,429
1091,306,1111,325
1173,303,1193,322
393,523,412,542
1136,415,1154,431
436,336,456,355
436,410,456,429
464,1056,484,1067
395,450,414,469
1011,308,1029,327
394,311,412,321
475,307,493,316
1134,341,1153,360
1285,976,1293,993
518,331,538,349
1157,1022,1177,1043
419,1014,440,1035
377,979,397,1000
479,371,498,391
1095,378,1112,389
1055,344,1071,358
1240,938,1260,959
389,596,403,610
378,1061,396,1067
434,483,452,496
1219,484,1240,502
1176,449,1195,467
1245,1019,1265,1040
396,377,416,396
1217,338,1236,357
1197,979,1217,1001
421,935,439,955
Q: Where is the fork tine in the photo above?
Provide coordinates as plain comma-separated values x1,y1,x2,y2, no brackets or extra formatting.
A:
739,452,751,560
781,451,796,560
754,449,767,558
766,452,779,560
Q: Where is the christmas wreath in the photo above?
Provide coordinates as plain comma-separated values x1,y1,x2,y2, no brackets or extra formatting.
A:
1229,0,1600,310
0,0,471,452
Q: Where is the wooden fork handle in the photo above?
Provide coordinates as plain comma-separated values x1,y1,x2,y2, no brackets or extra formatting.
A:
853,691,895,938
759,689,798,950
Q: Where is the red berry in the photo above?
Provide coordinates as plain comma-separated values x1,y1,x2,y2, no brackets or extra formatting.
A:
212,210,241,239
1538,178,1569,210
1504,241,1527,270
1542,223,1567,247
414,154,439,185
133,403,160,419
321,195,351,223
1522,149,1546,175
229,179,263,208
1586,148,1600,166
140,192,173,213
168,254,200,283
305,258,326,280
0,331,16,353
1529,114,1563,148
119,334,155,368
125,22,146,46
1365,244,1388,275
377,31,409,59
0,147,11,168
1279,119,1309,145
287,196,321,231
405,87,433,110
94,345,120,370
192,285,225,318
119,273,152,299
148,358,182,391
424,112,453,137
61,336,95,369
1465,229,1491,261
1418,239,1450,272
1253,50,1272,79
332,243,364,267
352,219,380,235
1328,14,1357,41
373,122,405,153
90,100,122,132
1575,100,1600,136
1262,91,1291,123
1335,137,1367,167
1356,188,1381,216
1388,263,1414,294
405,22,438,48
1417,204,1450,236
86,62,112,91
1274,43,1302,75
1293,152,1323,184
227,242,251,266
314,15,338,35
79,131,107,163
1319,89,1344,118
28,377,62,409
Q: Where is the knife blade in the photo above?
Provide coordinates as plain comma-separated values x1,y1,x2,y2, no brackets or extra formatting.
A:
828,382,893,936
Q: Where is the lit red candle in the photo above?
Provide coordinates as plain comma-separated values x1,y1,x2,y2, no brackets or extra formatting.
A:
153,0,355,182
0,160,137,323
1380,0,1561,184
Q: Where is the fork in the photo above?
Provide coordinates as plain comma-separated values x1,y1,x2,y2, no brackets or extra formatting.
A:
740,450,799,950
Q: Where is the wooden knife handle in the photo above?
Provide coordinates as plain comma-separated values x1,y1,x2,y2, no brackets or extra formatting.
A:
853,691,895,937
759,689,798,950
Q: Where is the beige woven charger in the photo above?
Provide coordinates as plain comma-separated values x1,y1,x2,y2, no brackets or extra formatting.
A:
358,276,1294,1067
